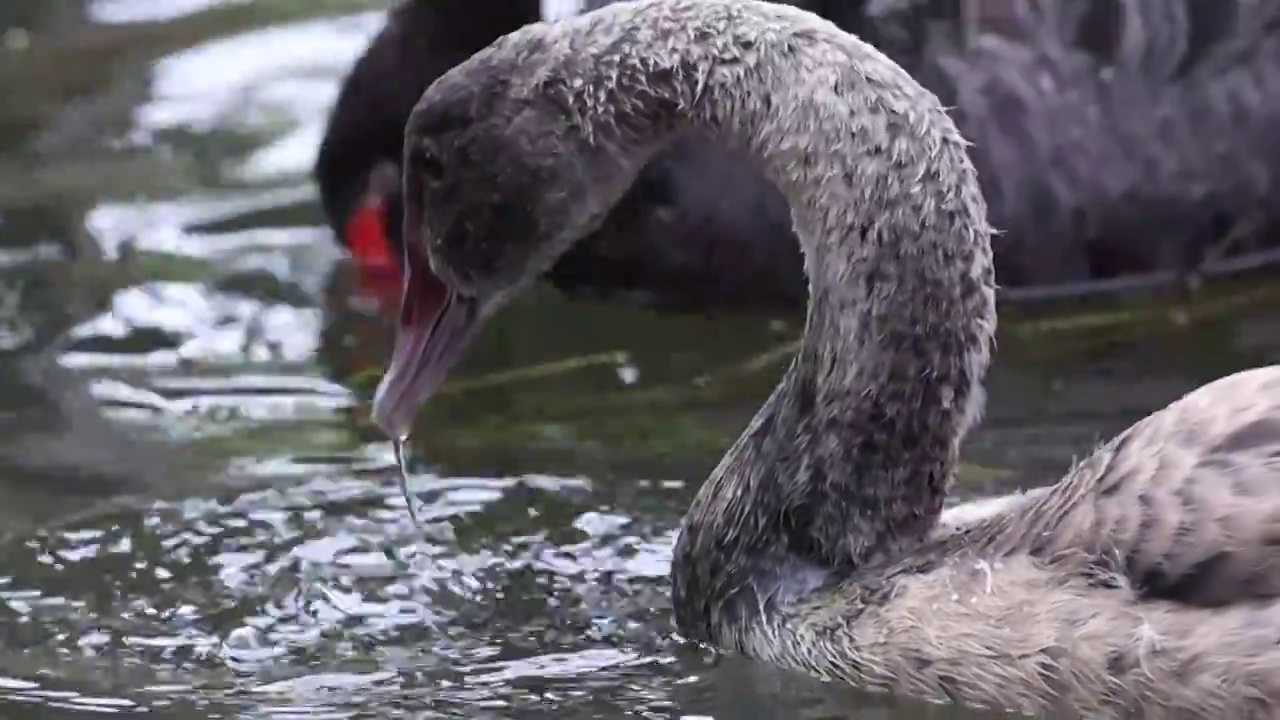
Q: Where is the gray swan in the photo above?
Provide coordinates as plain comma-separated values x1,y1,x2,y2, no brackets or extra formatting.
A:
369,0,1280,715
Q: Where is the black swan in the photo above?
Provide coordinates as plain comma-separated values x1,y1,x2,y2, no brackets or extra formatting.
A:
315,0,1280,315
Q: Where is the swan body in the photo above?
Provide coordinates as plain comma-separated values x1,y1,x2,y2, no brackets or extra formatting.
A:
368,0,1280,715
316,0,1280,314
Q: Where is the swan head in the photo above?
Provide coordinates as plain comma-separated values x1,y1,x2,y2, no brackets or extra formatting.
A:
371,49,639,439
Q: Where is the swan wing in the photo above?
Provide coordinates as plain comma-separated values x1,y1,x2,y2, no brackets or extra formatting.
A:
1005,366,1280,605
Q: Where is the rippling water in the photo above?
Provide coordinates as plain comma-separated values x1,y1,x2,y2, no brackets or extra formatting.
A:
0,1,1276,718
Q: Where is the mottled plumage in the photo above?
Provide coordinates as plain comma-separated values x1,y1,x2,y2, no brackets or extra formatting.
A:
388,0,1280,715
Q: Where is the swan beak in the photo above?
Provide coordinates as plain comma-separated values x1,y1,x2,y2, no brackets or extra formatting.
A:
371,256,481,441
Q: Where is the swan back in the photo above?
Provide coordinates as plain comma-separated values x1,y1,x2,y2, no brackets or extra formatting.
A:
908,0,1280,281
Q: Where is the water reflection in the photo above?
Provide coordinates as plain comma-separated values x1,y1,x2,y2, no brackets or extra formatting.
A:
0,1,1274,718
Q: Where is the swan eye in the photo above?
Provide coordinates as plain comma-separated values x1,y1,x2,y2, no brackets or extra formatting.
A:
637,168,677,210
417,149,446,185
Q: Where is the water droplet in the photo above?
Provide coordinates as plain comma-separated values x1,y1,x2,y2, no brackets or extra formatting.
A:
392,438,418,524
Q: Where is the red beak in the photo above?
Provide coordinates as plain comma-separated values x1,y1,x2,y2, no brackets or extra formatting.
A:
344,195,394,266
370,250,481,440
343,194,403,305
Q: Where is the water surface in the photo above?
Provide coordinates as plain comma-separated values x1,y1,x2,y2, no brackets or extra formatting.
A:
0,1,1276,717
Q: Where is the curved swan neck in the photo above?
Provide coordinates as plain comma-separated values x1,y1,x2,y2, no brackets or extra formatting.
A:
525,0,996,642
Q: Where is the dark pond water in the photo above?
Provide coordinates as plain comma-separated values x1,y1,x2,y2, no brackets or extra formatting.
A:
0,1,1277,718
